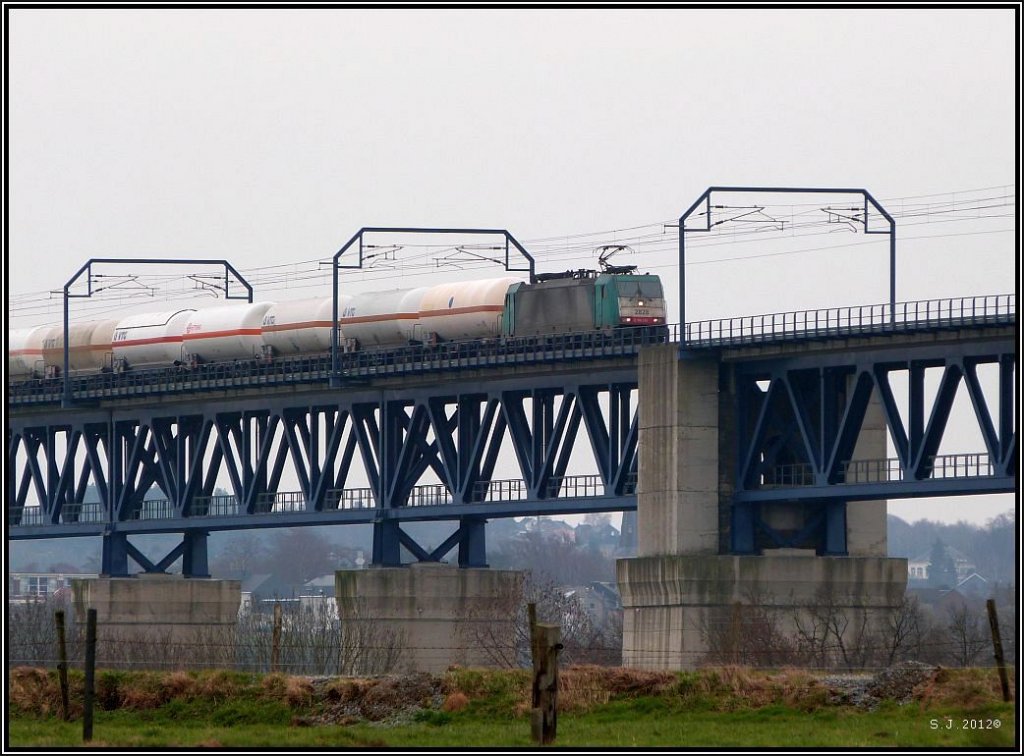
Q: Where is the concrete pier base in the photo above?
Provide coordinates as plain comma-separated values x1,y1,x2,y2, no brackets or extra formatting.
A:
335,563,524,674
72,576,241,669
618,554,907,670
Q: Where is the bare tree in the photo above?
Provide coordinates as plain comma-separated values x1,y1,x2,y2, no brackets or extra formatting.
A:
211,532,266,580
945,604,988,667
264,529,336,587
699,589,799,668
791,587,883,670
492,532,614,586
7,595,83,669
466,571,613,668
879,593,928,666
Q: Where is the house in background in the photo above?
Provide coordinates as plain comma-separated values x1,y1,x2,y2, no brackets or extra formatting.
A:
907,545,978,584
8,572,97,602
561,581,622,627
954,572,990,598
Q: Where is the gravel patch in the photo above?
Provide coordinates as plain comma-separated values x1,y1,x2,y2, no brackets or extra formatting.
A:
820,661,939,710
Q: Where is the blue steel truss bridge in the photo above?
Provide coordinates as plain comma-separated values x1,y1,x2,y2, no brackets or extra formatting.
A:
7,293,1017,576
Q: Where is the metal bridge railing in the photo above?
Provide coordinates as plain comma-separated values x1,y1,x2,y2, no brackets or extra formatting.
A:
192,495,241,517
763,452,997,488
324,488,376,510
762,463,818,487
254,491,308,514
9,507,46,527
406,484,453,507
58,503,106,524
129,500,175,520
8,471,635,529
471,475,610,502
841,453,996,483
685,293,1015,347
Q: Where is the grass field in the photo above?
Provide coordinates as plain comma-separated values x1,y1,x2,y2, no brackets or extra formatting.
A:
6,665,1016,748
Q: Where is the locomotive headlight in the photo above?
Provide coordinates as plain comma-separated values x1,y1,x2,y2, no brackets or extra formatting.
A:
638,300,645,306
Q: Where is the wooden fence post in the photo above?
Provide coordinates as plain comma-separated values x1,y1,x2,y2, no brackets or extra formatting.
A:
986,599,1010,702
83,608,97,742
55,609,70,722
271,602,283,673
529,603,562,745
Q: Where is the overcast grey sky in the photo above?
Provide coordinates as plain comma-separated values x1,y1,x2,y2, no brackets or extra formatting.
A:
6,8,1018,526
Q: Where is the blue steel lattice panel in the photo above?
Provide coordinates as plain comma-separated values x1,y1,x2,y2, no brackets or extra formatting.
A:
8,369,641,571
728,336,1016,553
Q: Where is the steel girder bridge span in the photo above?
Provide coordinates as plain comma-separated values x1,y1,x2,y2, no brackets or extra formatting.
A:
7,366,641,576
698,301,1017,556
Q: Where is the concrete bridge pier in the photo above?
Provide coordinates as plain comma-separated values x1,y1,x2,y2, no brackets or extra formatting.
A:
71,575,241,669
617,345,907,670
335,563,524,674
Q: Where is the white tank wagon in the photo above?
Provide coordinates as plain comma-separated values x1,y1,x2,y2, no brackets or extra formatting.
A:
8,325,50,378
41,319,120,376
110,309,196,371
181,302,274,364
261,295,354,357
339,287,428,348
419,277,519,341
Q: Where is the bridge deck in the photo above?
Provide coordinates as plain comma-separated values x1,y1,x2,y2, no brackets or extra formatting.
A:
9,294,1014,408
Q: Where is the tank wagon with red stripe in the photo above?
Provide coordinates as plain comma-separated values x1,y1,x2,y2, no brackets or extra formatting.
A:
7,273,666,379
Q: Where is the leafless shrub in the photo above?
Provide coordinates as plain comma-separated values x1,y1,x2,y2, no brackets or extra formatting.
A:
945,604,988,667
699,589,799,668
466,571,620,669
335,598,407,676
878,593,928,666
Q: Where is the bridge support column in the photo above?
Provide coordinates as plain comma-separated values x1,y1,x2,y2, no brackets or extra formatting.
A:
618,554,907,669
100,531,131,577
458,517,487,567
335,564,523,674
71,575,240,669
372,520,402,566
634,346,721,556
618,345,905,670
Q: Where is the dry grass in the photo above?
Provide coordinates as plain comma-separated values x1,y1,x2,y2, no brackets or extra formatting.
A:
9,663,1011,731
558,666,676,712
8,666,79,718
195,670,242,702
442,692,470,712
682,666,830,711
117,673,169,710
284,677,314,707
255,670,317,708
914,667,1015,709
161,670,196,699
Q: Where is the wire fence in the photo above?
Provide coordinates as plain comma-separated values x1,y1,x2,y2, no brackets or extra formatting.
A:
6,594,1015,676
